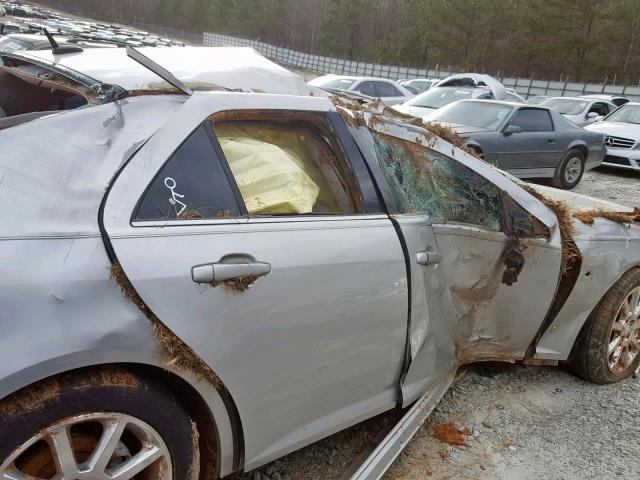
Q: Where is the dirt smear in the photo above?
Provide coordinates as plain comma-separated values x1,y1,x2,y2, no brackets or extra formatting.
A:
433,422,472,446
188,421,201,480
574,207,640,225
218,274,260,294
110,262,222,387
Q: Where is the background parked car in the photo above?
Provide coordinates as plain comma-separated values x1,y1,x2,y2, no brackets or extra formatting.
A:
527,95,551,105
585,102,640,171
424,99,605,188
393,73,525,117
308,74,413,105
399,78,438,93
542,96,617,126
581,93,630,107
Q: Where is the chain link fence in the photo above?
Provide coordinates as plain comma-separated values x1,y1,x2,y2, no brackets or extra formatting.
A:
204,32,640,101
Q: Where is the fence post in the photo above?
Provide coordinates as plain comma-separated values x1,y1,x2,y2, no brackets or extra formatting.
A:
561,78,568,97
525,74,533,98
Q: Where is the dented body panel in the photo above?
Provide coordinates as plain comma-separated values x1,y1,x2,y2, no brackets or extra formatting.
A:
1,76,639,480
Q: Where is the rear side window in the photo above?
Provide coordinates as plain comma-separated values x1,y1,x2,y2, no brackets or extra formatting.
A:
508,109,553,132
135,123,241,220
375,82,402,97
353,81,376,97
211,111,364,215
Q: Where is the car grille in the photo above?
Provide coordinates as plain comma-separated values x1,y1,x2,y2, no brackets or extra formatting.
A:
605,135,636,149
603,155,632,166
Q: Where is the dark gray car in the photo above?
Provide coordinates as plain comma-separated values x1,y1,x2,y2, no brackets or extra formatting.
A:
425,100,606,188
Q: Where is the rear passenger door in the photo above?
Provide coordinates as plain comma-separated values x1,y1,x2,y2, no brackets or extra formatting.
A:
498,107,560,174
102,94,409,469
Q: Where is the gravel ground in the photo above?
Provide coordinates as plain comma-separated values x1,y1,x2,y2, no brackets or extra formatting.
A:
234,167,640,480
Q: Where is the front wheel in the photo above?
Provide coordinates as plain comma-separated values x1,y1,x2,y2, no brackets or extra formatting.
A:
0,368,199,480
571,268,640,384
552,149,585,189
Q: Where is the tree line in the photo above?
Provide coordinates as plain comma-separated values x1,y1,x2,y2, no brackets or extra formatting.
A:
34,0,640,84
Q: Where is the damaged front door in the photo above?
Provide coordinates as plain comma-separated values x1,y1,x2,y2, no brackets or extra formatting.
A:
349,113,563,406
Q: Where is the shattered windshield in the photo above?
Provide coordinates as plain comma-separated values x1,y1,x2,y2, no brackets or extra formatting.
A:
369,130,503,231
543,98,588,115
428,101,513,130
403,87,475,109
604,104,640,124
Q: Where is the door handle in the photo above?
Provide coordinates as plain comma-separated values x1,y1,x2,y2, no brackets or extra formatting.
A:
416,251,441,266
192,260,271,284
547,138,556,143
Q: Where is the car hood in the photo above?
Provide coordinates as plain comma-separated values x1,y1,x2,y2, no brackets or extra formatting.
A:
526,184,633,213
1,47,321,97
392,104,435,118
585,121,640,140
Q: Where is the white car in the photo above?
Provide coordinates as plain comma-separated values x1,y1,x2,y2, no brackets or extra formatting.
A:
585,102,640,171
580,94,630,108
308,75,413,105
542,97,617,127
393,74,525,117
398,78,438,94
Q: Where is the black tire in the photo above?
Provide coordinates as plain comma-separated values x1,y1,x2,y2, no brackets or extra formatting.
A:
552,149,585,189
571,268,640,384
0,367,199,479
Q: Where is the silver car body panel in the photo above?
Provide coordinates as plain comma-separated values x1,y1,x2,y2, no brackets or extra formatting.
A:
102,93,409,468
0,96,238,475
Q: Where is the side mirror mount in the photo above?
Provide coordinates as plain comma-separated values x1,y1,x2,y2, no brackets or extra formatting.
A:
586,111,599,120
503,124,522,136
594,115,604,122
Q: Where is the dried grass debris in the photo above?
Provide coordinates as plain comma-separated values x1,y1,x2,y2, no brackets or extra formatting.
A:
110,263,222,387
219,275,260,294
573,208,640,225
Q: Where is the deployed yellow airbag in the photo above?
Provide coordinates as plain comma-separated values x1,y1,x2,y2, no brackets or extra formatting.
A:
219,136,320,214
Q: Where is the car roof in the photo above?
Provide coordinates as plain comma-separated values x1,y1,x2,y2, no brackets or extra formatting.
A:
317,75,399,83
7,47,319,96
458,99,539,108
581,94,627,100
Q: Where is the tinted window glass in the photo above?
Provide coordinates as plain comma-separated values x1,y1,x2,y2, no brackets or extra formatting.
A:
135,123,241,220
353,81,376,97
370,131,503,231
589,102,610,116
212,111,364,215
406,87,474,109
508,109,553,132
375,81,402,97
429,101,513,130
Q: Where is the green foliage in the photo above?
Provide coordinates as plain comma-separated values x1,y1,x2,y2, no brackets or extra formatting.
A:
34,0,640,84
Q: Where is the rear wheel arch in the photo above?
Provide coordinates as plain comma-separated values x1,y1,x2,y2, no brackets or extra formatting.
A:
0,362,244,479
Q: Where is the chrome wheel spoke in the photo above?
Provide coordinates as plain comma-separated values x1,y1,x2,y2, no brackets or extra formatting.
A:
48,426,79,477
611,321,625,332
83,417,127,474
1,468,28,480
108,445,164,480
609,335,622,355
630,290,640,319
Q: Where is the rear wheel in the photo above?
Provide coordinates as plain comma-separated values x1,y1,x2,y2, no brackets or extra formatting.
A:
552,149,585,189
0,368,199,480
571,269,640,384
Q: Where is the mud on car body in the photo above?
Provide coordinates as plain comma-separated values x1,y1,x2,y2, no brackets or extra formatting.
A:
0,47,639,480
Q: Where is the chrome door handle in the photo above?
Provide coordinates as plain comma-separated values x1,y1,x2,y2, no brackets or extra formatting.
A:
192,261,271,284
416,251,441,266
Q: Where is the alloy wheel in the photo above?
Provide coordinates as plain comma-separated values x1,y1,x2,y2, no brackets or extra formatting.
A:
0,412,172,480
564,156,583,184
607,286,640,374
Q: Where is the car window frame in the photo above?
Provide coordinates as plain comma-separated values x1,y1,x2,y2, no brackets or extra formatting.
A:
352,80,377,97
208,109,383,218
506,107,554,132
374,81,402,98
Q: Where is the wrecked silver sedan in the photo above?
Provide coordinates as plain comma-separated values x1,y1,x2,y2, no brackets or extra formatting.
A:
1,47,639,480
